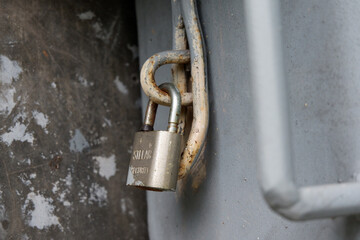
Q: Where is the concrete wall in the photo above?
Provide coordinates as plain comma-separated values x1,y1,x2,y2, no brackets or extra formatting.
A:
0,1,148,239
136,0,360,239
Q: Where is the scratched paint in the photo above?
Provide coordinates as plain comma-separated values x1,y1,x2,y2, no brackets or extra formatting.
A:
0,87,16,116
32,111,49,134
91,16,119,43
52,181,60,194
114,76,128,95
64,173,72,187
0,55,22,116
88,183,108,207
92,21,112,42
103,117,112,127
19,174,32,187
0,55,22,84
77,74,94,87
77,11,95,20
78,183,87,204
51,172,73,207
0,187,5,216
126,168,135,185
22,234,29,240
93,154,117,180
120,198,126,213
126,44,139,61
1,122,34,146
69,129,89,152
22,192,62,230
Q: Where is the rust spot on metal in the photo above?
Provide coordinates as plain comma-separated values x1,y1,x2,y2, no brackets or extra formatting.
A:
140,50,192,106
158,89,168,96
42,50,49,58
49,155,62,170
191,156,206,190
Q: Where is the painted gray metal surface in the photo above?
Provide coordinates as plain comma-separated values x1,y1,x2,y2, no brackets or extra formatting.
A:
136,0,360,239
245,0,360,220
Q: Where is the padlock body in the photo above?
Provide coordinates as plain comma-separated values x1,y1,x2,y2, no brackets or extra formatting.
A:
126,130,182,191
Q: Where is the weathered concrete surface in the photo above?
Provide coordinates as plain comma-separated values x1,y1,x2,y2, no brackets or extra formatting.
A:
0,0,148,239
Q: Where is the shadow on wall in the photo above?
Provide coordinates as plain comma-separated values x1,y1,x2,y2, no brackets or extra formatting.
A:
344,216,360,240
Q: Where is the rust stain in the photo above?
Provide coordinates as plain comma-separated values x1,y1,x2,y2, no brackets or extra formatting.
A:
176,141,207,193
42,50,49,58
158,89,168,96
140,50,192,106
49,155,62,170
191,156,206,190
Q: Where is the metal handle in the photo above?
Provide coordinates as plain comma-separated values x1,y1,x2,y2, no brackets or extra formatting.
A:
245,0,360,220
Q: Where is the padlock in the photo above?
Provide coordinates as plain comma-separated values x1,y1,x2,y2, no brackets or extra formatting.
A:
126,82,182,191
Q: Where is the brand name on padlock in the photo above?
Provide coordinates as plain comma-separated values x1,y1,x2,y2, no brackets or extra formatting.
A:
130,166,149,174
132,149,153,160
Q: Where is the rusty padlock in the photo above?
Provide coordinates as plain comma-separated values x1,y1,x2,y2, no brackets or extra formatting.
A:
126,82,182,191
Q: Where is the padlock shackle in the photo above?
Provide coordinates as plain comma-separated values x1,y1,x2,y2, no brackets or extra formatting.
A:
142,101,158,131
141,83,181,133
159,83,181,133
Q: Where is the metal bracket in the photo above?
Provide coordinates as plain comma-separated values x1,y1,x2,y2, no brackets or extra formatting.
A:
245,0,360,220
